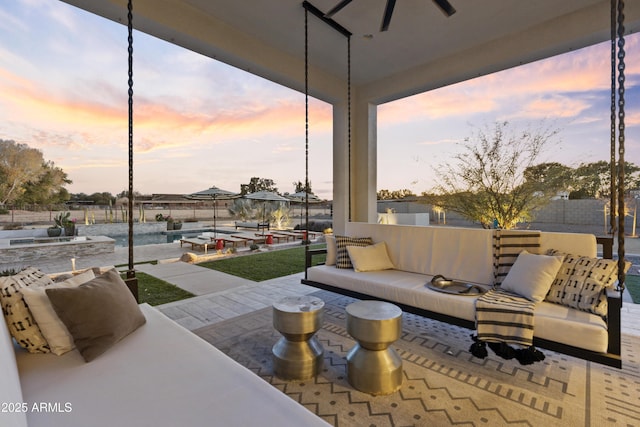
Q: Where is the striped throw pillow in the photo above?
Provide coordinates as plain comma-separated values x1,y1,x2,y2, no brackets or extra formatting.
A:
335,236,373,269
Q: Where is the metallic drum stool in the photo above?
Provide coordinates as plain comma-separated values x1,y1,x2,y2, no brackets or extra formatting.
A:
272,295,324,380
346,300,403,395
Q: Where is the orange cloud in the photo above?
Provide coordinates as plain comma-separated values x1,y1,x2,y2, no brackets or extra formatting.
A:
1,65,333,158
514,95,591,119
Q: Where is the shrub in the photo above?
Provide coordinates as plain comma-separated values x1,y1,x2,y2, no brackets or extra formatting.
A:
2,222,23,230
295,220,332,232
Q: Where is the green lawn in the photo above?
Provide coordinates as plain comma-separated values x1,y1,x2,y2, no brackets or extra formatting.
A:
625,274,640,304
198,244,326,282
128,271,195,306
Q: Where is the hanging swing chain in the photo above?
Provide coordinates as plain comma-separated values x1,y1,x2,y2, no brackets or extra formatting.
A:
347,35,352,222
304,7,310,245
616,0,626,293
127,0,135,276
609,0,617,235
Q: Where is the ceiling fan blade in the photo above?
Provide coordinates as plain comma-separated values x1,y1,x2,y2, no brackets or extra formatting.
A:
324,0,353,18
432,0,456,17
380,0,397,32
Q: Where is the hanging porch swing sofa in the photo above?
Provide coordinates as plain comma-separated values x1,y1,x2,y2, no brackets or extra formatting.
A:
299,1,631,369
303,222,623,368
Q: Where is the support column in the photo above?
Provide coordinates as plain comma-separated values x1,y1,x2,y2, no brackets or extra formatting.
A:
332,103,348,234
351,100,378,224
332,92,378,232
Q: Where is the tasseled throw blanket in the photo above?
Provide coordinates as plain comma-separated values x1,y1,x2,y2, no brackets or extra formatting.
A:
470,288,545,365
470,229,545,365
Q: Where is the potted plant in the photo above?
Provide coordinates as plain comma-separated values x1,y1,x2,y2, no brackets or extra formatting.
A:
64,218,76,237
53,211,75,236
173,219,182,230
47,225,62,237
166,216,174,230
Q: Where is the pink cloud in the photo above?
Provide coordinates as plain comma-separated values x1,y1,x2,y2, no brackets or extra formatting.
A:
0,65,333,158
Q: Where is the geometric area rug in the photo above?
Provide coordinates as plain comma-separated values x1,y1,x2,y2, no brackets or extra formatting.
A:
194,290,640,427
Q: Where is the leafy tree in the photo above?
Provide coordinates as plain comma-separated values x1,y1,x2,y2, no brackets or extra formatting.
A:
17,161,72,205
240,177,278,195
292,181,312,194
569,161,640,199
377,189,416,200
116,190,143,199
523,162,575,197
425,121,560,229
0,140,47,205
89,192,116,206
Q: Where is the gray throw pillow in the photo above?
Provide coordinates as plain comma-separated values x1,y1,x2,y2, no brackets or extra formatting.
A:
46,269,146,362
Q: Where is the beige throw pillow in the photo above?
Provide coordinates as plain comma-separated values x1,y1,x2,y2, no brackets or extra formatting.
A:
346,242,395,272
325,235,336,266
21,269,96,355
46,269,146,362
335,236,373,269
500,250,564,302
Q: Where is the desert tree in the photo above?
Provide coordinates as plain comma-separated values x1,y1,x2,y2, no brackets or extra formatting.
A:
240,177,278,195
425,121,562,229
0,140,48,205
377,189,416,200
17,161,72,206
570,161,640,199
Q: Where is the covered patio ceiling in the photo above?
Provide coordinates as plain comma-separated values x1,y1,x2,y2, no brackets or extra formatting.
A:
61,0,639,230
63,0,640,105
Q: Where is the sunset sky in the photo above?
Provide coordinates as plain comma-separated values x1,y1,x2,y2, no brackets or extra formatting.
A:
1,0,639,201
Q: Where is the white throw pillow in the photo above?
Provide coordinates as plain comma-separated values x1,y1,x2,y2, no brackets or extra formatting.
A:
325,234,336,266
346,241,395,272
501,250,563,302
21,269,96,355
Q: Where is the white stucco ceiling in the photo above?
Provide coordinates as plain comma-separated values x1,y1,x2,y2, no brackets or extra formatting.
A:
63,0,639,104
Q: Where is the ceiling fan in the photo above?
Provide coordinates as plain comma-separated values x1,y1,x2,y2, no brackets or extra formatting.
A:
324,0,456,32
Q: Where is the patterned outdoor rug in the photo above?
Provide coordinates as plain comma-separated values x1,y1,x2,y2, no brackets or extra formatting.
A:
193,290,640,427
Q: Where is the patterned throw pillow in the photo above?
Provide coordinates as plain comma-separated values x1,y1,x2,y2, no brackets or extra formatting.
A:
0,267,53,353
545,250,628,319
335,236,373,269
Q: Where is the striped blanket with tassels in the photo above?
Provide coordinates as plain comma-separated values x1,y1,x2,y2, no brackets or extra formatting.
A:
475,288,536,347
470,229,546,364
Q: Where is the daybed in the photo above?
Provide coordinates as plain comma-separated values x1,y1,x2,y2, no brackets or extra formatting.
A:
1,268,329,427
179,236,215,253
303,222,623,368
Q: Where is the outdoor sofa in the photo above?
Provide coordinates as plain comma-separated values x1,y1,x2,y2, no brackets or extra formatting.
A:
303,222,623,367
1,268,329,427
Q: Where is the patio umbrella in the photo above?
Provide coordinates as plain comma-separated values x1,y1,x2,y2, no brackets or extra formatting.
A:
187,186,239,237
244,191,290,236
287,191,322,230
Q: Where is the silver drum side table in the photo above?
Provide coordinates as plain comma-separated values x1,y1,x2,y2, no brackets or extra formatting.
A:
346,300,403,395
272,295,324,380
